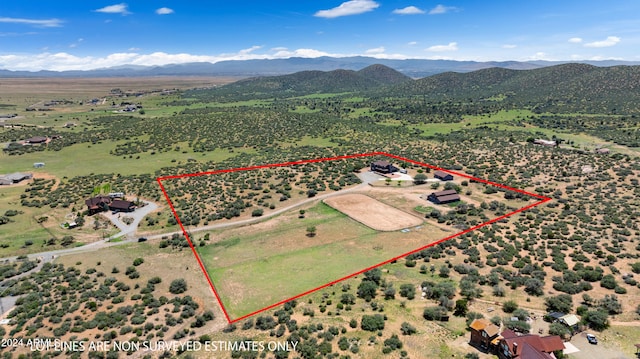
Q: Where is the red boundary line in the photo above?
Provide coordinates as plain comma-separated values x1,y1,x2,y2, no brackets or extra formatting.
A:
156,152,551,324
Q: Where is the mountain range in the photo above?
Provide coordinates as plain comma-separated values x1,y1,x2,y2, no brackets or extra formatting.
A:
1,56,640,78
188,62,640,114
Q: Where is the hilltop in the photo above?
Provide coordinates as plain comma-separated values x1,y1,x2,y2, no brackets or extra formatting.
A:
395,63,640,113
191,64,410,100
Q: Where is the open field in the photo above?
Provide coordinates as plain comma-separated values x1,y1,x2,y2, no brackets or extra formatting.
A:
0,77,238,96
198,200,450,319
324,193,424,231
0,140,254,178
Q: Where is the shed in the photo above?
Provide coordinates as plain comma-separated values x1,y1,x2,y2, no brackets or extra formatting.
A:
428,189,460,204
25,136,47,144
109,200,135,213
434,170,454,181
559,314,580,332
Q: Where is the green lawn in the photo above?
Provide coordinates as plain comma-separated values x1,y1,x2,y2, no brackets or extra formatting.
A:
0,140,253,178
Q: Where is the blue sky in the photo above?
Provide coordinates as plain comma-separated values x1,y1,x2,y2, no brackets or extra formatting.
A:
1,1,639,70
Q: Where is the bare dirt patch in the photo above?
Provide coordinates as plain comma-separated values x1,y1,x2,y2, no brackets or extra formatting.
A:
324,193,423,231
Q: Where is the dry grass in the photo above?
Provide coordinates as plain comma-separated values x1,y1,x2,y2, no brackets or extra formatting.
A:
324,193,424,231
0,77,238,96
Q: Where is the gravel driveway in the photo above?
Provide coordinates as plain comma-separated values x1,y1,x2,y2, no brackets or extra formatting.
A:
567,332,632,359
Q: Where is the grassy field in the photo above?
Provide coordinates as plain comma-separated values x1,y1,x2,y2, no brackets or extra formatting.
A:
196,201,449,319
0,140,254,178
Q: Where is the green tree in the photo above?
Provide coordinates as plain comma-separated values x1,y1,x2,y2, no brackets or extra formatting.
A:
357,280,378,301
423,306,447,321
133,258,144,266
400,322,416,335
364,268,382,285
582,310,609,331
383,334,403,351
384,285,396,300
459,278,482,299
438,265,450,278
361,314,385,331
251,209,264,217
600,274,617,289
548,322,571,338
503,300,518,313
544,294,573,313
504,320,531,333
399,284,416,300
598,294,622,314
454,299,468,317
169,278,188,294
524,278,544,296
306,226,317,237
413,173,428,185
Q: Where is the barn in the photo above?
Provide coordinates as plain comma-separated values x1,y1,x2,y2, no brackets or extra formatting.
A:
428,189,460,204
434,170,454,181
370,160,398,174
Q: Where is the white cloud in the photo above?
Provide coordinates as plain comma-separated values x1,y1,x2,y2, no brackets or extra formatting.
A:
0,47,416,71
426,42,458,52
392,6,425,15
365,46,385,54
156,7,174,15
524,52,556,61
314,0,379,18
271,48,335,58
502,44,517,49
69,38,84,48
238,45,262,55
568,37,583,43
584,36,620,48
407,41,418,46
95,3,131,15
428,5,458,15
0,17,63,28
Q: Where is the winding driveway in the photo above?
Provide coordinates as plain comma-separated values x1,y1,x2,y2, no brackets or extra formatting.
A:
0,173,384,263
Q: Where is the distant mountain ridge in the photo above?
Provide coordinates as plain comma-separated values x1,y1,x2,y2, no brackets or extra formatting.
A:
189,62,640,114
201,64,411,99
392,63,640,113
1,56,640,78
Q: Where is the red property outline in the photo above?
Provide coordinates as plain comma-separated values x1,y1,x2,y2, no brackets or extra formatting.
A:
156,152,551,324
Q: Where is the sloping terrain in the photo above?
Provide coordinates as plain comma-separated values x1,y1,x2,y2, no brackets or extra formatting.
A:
187,64,410,100
395,63,640,113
